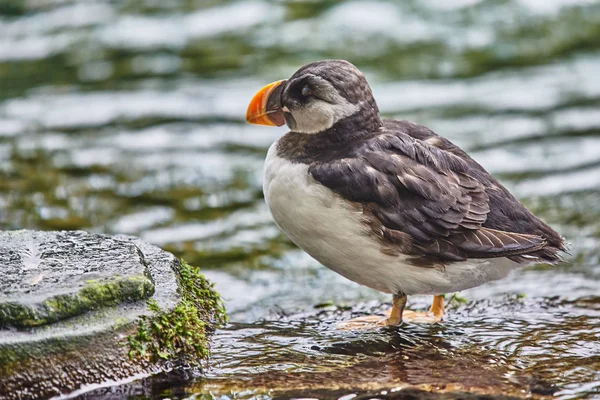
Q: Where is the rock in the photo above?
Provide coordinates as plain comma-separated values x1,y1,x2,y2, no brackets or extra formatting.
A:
0,230,225,400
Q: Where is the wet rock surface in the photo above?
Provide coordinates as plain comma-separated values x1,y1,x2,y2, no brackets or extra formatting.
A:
0,230,154,328
0,230,213,400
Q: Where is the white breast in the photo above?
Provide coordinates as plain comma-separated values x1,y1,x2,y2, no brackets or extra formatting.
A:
263,141,522,295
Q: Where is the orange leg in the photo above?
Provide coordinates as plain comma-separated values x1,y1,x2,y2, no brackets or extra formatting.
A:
430,294,445,319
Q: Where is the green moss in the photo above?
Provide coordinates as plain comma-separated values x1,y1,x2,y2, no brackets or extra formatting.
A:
448,293,468,307
0,275,154,329
314,300,335,309
127,260,226,364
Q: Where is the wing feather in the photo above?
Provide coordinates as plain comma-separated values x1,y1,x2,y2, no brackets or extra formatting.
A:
309,132,547,262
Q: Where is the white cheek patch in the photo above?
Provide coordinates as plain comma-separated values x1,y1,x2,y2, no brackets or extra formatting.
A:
290,89,363,134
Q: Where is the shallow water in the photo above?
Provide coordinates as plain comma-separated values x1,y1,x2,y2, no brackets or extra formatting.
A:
1,0,600,398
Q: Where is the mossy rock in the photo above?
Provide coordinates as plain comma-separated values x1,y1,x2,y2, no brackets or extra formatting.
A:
0,230,225,400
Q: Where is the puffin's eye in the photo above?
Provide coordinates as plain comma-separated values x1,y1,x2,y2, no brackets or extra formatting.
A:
301,86,312,97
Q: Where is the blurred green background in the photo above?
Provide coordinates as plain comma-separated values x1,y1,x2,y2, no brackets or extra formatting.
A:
1,0,600,397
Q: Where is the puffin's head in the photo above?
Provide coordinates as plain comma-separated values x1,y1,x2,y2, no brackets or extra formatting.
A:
246,60,379,134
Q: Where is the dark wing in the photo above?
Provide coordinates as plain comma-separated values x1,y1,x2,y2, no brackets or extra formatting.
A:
385,119,566,262
309,131,547,262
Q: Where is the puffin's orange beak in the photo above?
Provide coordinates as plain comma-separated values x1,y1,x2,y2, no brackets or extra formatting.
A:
246,80,287,126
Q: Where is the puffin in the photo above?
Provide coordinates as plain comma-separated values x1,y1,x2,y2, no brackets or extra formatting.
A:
245,60,565,327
